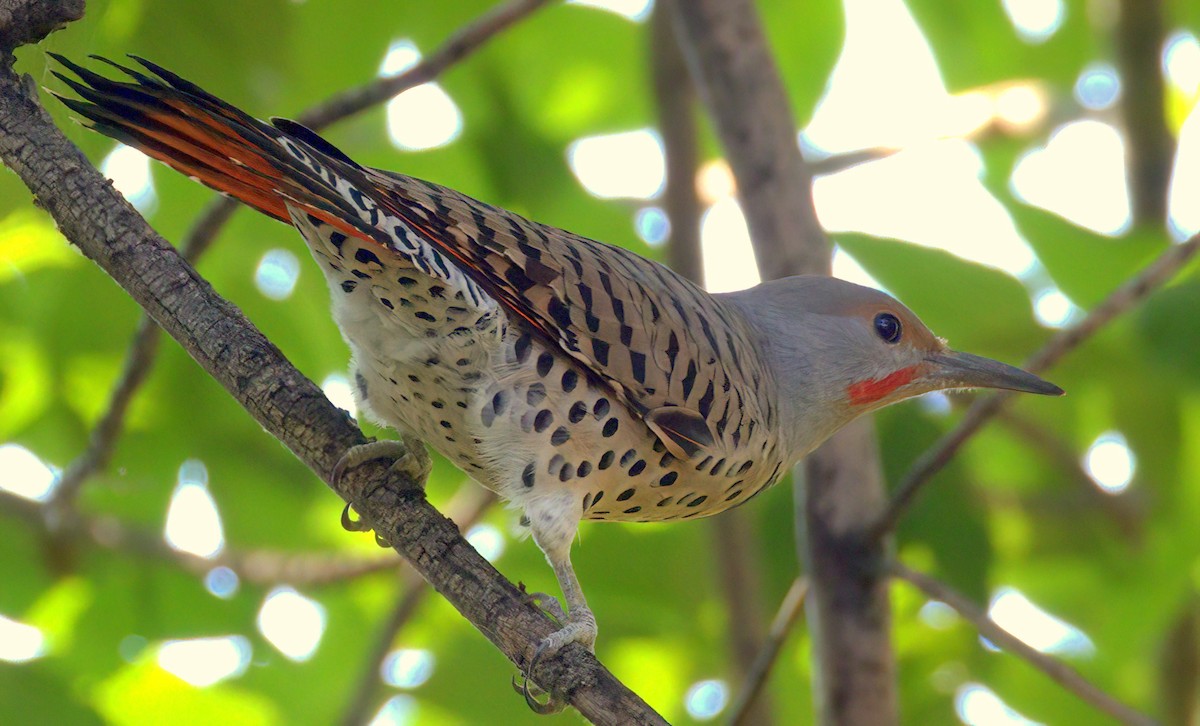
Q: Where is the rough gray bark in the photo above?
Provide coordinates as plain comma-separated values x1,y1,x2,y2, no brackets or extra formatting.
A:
1115,0,1173,227
668,1,898,724
0,3,661,723
652,4,773,723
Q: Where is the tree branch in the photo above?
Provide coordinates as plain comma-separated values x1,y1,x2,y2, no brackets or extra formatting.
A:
295,0,551,131
651,5,773,723
891,562,1155,726
727,577,809,726
870,231,1200,541
45,0,552,514
669,2,898,724
339,485,496,726
4,484,497,588
1115,0,1173,227
0,0,81,52
0,5,659,721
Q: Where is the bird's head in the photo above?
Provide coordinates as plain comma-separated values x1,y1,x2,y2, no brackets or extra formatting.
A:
723,275,1063,457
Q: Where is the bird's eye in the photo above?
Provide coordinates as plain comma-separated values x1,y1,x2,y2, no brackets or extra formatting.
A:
874,312,902,344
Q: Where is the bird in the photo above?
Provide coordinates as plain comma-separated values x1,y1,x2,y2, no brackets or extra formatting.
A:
50,54,1063,711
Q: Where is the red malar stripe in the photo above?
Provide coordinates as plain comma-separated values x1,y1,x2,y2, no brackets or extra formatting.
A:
847,366,918,406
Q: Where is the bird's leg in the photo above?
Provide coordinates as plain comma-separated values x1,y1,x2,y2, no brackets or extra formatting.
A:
336,434,430,533
516,509,596,714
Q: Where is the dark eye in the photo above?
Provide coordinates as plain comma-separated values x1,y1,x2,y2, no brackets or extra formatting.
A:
874,312,902,344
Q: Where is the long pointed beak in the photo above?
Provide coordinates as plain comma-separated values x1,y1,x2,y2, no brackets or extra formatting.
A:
925,351,1064,396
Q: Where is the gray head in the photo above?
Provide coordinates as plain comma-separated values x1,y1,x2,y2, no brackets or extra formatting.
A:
721,275,1062,459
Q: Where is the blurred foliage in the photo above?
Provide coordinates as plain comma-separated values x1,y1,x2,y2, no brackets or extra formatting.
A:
1,0,1198,724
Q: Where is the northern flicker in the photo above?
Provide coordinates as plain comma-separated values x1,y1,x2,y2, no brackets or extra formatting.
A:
52,56,1063,710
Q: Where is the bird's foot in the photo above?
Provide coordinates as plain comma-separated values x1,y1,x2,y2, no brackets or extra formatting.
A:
332,437,431,487
336,438,430,539
512,604,597,714
527,591,566,623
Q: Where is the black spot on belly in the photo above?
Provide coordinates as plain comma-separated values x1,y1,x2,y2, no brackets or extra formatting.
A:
593,491,604,505
598,451,615,470
577,461,592,477
687,495,708,508
534,409,554,432
617,488,635,501
657,471,678,487
380,298,394,309
408,374,420,383
558,466,573,482
415,311,436,322
329,231,347,250
602,418,619,437
623,506,642,514
514,333,533,363
620,449,637,467
341,280,357,293
527,383,546,406
550,426,571,446
522,463,535,487
428,285,445,298
593,398,610,418
491,390,509,415
657,497,673,507
439,421,452,429
561,370,578,392
397,276,417,287
568,401,588,423
628,460,647,476
355,372,368,399
352,269,370,280
432,400,445,409
537,353,554,377
726,490,742,501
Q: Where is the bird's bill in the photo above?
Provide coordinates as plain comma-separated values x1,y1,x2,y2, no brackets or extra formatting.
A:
924,351,1064,396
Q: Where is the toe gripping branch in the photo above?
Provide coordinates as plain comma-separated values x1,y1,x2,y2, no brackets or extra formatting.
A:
334,438,431,546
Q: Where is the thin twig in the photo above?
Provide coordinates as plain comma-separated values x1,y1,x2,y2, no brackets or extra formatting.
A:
3,487,396,586
6,486,500,588
870,232,1200,542
340,486,496,726
47,0,552,509
996,410,1144,540
296,0,552,131
727,577,809,726
891,562,1156,726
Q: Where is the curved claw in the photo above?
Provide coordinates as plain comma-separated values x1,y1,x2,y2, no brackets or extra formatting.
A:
373,531,391,548
516,641,566,714
340,502,370,532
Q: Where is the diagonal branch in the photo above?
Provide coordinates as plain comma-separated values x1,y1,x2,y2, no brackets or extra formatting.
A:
339,485,496,726
0,11,659,723
727,577,809,726
870,232,1200,542
46,0,552,511
891,562,1155,726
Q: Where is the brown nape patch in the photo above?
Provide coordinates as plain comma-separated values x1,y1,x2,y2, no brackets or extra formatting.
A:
848,300,945,353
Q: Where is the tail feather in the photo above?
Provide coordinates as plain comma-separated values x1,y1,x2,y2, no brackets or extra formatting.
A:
50,54,384,244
